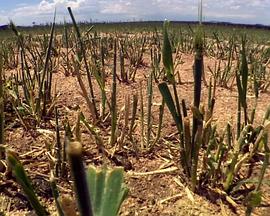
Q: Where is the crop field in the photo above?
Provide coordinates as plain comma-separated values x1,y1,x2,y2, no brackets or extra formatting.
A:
0,8,270,216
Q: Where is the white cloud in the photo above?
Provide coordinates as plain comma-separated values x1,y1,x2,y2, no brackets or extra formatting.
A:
0,0,100,25
13,0,88,16
0,0,269,26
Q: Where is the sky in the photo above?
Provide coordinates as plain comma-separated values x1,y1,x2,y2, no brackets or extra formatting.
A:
0,0,270,26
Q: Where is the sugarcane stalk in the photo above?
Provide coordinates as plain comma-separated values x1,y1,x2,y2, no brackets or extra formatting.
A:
67,141,93,216
110,40,117,146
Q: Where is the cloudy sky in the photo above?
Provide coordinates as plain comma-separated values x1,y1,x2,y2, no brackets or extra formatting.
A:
0,0,269,26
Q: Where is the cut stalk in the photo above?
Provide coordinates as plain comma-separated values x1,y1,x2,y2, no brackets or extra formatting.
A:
55,107,61,177
192,25,204,147
67,141,93,216
129,93,138,139
118,95,130,148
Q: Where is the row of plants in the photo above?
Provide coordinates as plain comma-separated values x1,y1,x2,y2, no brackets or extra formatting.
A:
0,7,269,215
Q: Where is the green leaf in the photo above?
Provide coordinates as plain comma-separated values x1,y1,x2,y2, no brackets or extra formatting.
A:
7,151,48,216
162,20,174,83
87,166,128,216
240,36,248,97
158,82,181,133
236,35,248,110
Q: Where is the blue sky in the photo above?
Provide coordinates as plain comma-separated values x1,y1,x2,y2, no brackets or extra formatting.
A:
0,0,270,26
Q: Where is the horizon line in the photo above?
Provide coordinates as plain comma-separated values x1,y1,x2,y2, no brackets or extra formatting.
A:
1,20,270,29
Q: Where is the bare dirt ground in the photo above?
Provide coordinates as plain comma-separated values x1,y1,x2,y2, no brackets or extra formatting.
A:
1,53,270,216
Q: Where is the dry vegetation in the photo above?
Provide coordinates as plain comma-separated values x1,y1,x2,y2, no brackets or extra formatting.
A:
0,10,270,216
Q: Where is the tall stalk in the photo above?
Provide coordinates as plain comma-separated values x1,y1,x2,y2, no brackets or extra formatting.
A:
189,24,204,191
160,21,188,175
68,7,98,121
192,25,204,146
36,13,56,122
146,72,153,148
0,56,4,160
236,35,249,131
110,40,117,146
139,81,145,149
162,21,184,133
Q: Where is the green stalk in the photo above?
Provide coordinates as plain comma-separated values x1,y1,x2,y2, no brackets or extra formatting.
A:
36,13,56,122
172,84,183,132
92,62,107,119
151,98,165,148
245,134,269,216
20,50,30,105
91,61,108,120
139,81,145,149
158,82,189,176
50,174,65,216
158,88,176,118
7,151,49,216
224,124,252,192
192,25,204,146
221,35,234,86
183,117,192,170
119,42,127,82
146,72,153,148
236,35,249,127
0,56,4,159
110,40,117,146
68,7,98,121
191,123,203,192
118,95,130,148
9,22,33,87
163,21,183,130
80,113,105,154
250,73,259,124
62,120,72,178
182,99,188,117
129,93,138,139
55,107,61,177
162,21,174,83
75,111,81,142
63,19,70,76
226,123,232,150
256,135,269,191
237,98,241,139
162,21,187,173
208,78,212,111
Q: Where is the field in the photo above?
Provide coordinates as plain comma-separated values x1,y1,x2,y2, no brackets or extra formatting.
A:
0,12,270,216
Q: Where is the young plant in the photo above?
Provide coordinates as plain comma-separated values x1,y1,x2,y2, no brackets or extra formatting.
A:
6,151,49,216
8,17,57,128
159,21,187,176
6,139,128,216
67,139,129,216
236,35,249,137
